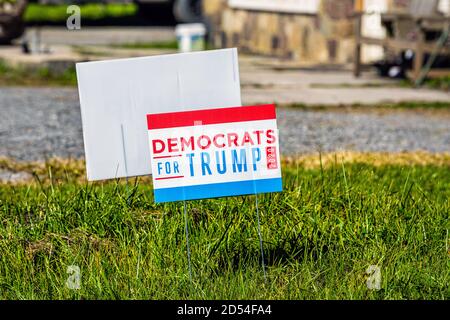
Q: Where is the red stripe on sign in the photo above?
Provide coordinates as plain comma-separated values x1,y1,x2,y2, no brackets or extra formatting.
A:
155,176,185,181
147,104,276,130
153,154,182,159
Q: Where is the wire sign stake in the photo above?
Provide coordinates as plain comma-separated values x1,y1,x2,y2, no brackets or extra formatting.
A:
120,124,130,203
255,193,267,280
183,201,193,282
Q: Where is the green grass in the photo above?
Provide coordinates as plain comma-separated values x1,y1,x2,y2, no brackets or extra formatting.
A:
400,76,450,92
424,76,450,91
24,3,138,23
0,60,77,87
111,41,180,50
0,159,448,299
111,41,216,51
285,101,450,111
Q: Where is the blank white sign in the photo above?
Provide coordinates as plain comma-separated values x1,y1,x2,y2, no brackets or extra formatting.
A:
76,48,242,181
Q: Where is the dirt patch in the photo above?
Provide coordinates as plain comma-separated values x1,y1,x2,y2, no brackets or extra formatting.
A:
282,151,450,169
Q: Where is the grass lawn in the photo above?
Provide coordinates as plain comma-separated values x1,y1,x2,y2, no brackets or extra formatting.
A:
285,101,450,110
110,41,215,50
24,3,138,24
0,154,448,299
424,76,450,91
0,60,77,87
111,41,179,50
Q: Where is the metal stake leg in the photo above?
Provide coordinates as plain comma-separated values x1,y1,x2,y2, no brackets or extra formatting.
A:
183,201,193,282
255,194,267,280
120,124,130,203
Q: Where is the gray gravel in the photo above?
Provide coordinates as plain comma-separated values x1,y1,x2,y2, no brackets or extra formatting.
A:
278,109,450,155
0,87,449,161
0,88,84,160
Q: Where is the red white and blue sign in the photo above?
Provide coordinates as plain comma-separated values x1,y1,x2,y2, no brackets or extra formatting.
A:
147,104,282,203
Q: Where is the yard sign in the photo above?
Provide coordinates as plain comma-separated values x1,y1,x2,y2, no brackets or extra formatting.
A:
147,104,282,203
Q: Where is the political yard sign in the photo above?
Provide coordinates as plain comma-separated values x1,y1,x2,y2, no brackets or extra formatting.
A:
147,104,282,203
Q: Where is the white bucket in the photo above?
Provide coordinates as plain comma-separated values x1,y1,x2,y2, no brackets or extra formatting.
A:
175,23,206,53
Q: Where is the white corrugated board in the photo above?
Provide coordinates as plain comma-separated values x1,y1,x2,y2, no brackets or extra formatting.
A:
76,48,241,181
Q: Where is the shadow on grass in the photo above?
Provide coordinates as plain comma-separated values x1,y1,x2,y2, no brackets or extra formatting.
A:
210,231,331,273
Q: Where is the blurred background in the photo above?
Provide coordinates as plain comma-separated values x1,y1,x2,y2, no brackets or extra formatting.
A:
0,0,449,177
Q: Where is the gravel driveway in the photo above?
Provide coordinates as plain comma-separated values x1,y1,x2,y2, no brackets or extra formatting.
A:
0,87,449,161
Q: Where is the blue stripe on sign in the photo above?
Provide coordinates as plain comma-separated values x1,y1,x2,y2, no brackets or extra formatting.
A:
154,178,282,203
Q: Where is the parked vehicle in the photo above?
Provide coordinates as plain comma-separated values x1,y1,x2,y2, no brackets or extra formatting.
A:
0,0,27,44
137,0,202,23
